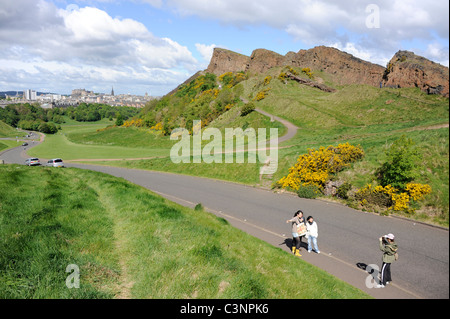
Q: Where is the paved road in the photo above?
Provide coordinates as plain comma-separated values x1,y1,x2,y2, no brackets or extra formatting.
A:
1,142,448,299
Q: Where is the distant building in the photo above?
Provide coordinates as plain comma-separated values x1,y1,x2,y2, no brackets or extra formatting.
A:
71,88,93,97
111,86,115,96
23,89,37,100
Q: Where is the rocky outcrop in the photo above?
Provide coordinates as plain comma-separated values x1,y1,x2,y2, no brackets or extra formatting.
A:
205,46,449,97
286,73,336,93
207,46,385,87
382,50,449,98
288,46,385,87
206,48,249,75
247,49,285,74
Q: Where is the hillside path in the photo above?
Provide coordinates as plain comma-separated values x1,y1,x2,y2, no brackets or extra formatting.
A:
254,108,299,143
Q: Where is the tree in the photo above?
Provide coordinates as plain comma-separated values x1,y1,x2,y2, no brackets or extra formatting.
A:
115,114,124,126
38,122,58,134
376,135,422,190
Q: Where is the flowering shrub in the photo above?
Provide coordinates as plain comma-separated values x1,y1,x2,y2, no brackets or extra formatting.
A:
278,72,287,81
355,182,432,213
122,119,143,128
219,71,246,88
302,67,314,79
199,88,220,99
264,76,272,85
276,143,365,191
150,122,163,131
255,88,271,101
405,183,432,201
355,184,396,208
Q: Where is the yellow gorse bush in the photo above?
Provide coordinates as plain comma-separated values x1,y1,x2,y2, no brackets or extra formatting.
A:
150,122,163,131
122,119,143,128
255,88,271,101
356,182,432,212
277,143,365,190
264,76,272,85
219,71,247,88
405,183,432,201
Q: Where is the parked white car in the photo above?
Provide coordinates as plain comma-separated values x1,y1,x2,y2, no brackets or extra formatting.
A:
25,158,40,166
46,158,65,168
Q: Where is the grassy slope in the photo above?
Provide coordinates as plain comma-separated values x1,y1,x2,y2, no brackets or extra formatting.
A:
0,120,26,152
0,165,369,299
25,68,449,224
0,120,20,138
28,119,172,160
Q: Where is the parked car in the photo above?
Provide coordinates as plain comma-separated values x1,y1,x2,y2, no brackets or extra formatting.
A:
47,158,65,168
25,158,40,166
22,142,28,146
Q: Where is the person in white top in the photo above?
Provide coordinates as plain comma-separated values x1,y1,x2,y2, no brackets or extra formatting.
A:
306,216,320,254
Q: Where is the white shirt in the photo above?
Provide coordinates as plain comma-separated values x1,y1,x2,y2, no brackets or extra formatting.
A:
306,221,318,238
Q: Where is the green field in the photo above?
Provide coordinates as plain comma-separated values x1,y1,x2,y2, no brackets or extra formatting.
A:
0,165,370,299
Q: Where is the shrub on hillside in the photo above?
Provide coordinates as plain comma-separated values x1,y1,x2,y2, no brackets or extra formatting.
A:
297,184,322,199
336,182,352,200
276,143,365,191
355,183,432,213
240,103,255,117
376,135,421,190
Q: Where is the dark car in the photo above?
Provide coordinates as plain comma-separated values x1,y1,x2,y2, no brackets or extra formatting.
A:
22,142,28,146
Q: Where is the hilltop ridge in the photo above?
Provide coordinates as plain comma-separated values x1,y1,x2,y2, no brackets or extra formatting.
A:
206,46,385,87
205,46,449,97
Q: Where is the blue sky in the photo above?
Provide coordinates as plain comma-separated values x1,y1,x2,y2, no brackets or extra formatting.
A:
0,0,448,96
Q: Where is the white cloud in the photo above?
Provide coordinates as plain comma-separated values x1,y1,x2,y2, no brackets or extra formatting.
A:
424,43,449,67
330,42,390,67
0,0,200,95
147,0,448,65
195,43,217,61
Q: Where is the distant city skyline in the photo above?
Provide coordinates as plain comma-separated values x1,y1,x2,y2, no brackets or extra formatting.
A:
1,0,448,96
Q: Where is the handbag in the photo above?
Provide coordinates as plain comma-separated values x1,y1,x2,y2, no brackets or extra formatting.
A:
296,222,307,237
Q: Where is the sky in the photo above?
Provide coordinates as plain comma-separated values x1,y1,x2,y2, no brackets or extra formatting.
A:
0,0,448,96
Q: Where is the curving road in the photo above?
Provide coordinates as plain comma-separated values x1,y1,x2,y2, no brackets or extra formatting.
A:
1,137,448,299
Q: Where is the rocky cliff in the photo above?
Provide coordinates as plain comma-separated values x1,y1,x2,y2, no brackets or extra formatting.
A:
382,50,449,98
206,46,449,97
207,46,385,87
206,48,249,75
288,46,385,87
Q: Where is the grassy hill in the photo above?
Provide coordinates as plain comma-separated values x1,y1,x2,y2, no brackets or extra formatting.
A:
0,164,369,299
0,120,20,138
27,66,449,226
0,120,25,152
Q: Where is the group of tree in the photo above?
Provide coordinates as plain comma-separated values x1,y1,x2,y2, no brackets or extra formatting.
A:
64,103,139,123
0,103,63,134
0,102,139,134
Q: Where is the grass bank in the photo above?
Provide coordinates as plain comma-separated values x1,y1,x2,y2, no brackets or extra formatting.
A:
0,165,370,299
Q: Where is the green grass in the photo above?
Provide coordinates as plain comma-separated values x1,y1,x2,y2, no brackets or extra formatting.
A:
0,120,27,152
0,165,370,299
28,122,172,160
24,78,449,225
0,120,23,138
0,139,22,153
